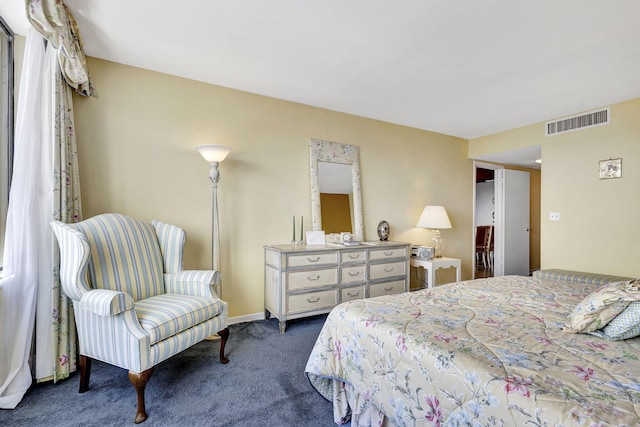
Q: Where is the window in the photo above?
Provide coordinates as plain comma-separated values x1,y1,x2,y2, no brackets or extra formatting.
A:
0,17,14,269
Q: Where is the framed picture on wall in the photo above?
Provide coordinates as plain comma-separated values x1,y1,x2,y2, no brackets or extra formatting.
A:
599,158,622,179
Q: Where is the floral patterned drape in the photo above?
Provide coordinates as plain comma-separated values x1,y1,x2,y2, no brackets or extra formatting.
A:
48,61,82,381
27,0,95,97
27,0,94,382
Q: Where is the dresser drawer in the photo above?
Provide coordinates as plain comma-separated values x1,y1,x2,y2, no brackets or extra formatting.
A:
341,286,365,302
288,252,338,268
341,250,367,263
369,261,406,280
288,290,337,314
369,248,406,260
288,268,337,290
369,280,406,298
341,265,366,284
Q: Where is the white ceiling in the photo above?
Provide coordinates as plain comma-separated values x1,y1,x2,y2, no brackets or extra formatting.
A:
2,1,640,167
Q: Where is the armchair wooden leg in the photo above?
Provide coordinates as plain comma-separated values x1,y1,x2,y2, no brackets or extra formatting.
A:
218,327,230,364
128,368,153,424
79,355,91,393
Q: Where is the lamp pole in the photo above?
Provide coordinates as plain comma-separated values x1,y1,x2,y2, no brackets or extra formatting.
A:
209,162,221,274
196,144,231,298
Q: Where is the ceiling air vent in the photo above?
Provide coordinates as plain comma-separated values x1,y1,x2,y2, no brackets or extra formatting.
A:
545,107,610,136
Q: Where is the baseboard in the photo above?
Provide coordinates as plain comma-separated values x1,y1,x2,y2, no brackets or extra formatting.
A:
229,312,265,325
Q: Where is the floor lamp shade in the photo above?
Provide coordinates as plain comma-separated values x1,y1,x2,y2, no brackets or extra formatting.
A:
196,144,231,164
416,205,452,258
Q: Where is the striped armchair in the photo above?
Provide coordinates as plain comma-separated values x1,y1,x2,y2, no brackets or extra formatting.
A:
51,213,229,423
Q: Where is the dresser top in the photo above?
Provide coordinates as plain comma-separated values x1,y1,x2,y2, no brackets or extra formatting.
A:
264,241,410,253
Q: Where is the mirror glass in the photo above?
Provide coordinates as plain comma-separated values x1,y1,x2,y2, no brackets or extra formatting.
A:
319,162,353,234
309,139,363,241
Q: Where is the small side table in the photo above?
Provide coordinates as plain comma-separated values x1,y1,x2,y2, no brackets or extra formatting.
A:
410,257,461,288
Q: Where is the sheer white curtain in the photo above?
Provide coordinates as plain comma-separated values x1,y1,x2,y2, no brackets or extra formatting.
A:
0,28,51,409
0,1,93,409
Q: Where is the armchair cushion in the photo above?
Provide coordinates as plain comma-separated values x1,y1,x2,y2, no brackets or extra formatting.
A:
135,294,225,345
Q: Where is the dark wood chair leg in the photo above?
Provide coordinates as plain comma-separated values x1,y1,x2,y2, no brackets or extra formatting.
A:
78,355,91,393
218,327,230,364
128,368,153,424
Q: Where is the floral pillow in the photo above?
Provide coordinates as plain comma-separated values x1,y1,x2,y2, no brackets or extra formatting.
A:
595,301,640,340
566,279,640,333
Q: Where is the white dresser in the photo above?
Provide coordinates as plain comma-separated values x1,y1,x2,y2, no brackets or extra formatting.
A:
264,241,410,333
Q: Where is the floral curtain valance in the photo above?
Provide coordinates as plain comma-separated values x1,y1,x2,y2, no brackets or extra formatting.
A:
26,0,96,97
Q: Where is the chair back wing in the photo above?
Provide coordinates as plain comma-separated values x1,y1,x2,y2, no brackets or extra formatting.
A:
73,214,165,301
151,220,186,274
51,221,92,301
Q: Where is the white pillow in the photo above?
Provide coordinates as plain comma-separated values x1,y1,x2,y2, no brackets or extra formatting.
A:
566,280,640,334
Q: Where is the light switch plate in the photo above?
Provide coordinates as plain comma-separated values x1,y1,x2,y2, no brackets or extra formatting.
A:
549,212,560,221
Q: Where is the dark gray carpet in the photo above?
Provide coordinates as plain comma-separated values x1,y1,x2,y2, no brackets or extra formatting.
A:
1,315,343,427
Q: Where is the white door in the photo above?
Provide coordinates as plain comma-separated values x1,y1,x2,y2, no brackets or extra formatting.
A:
494,169,530,276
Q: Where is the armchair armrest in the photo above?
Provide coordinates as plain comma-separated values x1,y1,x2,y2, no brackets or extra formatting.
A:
164,270,221,298
80,289,135,316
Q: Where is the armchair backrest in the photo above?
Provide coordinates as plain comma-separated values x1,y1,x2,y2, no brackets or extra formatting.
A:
65,213,166,301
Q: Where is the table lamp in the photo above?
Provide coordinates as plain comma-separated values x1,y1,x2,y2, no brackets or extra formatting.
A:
416,205,452,258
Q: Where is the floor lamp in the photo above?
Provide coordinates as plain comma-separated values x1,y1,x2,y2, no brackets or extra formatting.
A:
196,144,231,298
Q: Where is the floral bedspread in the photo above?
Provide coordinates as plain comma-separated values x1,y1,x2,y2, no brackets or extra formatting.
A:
305,276,640,426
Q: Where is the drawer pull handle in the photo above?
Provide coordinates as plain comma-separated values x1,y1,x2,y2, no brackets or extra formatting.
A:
348,254,360,259
307,274,321,281
306,296,320,303
347,291,360,297
348,271,361,277
306,256,321,262
384,251,393,256
384,267,394,272
384,286,393,291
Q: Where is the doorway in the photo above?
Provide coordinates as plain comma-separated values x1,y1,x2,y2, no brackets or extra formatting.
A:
475,166,495,278
473,162,532,278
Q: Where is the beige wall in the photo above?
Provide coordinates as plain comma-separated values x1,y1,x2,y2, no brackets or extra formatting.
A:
70,57,473,319
13,32,637,317
470,98,640,277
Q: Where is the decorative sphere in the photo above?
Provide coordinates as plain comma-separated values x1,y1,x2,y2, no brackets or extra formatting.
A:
377,220,390,241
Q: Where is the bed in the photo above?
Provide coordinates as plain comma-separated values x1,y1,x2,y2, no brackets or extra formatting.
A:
305,271,640,426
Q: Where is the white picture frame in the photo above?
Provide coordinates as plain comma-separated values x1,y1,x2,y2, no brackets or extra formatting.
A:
306,230,326,245
599,158,622,179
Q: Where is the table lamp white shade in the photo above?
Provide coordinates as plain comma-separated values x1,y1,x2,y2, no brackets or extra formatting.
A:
416,205,452,229
416,205,452,258
196,144,231,164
